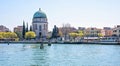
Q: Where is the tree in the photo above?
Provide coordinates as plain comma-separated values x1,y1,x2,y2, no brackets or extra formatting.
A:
15,31,22,40
58,30,63,37
69,33,78,41
26,22,28,32
10,32,18,38
22,21,26,39
98,33,104,37
0,32,3,39
30,25,32,31
51,25,59,38
0,32,18,41
25,31,36,39
4,32,18,38
69,31,84,42
62,23,71,40
77,30,84,37
0,35,3,39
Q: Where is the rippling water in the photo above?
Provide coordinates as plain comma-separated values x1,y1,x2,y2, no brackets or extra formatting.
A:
0,44,120,66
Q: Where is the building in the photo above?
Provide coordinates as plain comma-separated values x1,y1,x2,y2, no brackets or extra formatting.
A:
113,25,120,37
14,26,23,32
59,26,77,41
103,27,113,37
0,25,10,32
84,27,105,37
13,26,23,39
78,27,85,31
32,8,48,39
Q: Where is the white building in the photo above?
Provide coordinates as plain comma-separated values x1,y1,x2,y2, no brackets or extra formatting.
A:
32,8,48,39
113,25,120,37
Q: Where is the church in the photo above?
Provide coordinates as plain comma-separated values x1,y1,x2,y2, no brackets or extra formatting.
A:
32,8,48,39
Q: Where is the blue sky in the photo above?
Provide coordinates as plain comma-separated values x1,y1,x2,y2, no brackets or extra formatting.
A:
0,0,120,31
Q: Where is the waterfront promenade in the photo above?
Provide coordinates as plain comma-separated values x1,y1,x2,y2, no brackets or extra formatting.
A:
0,40,120,45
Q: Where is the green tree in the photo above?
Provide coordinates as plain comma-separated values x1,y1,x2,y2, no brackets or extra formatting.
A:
77,30,84,37
10,32,18,38
15,31,22,40
69,33,78,41
0,32,18,41
22,21,26,39
0,35,3,39
0,32,3,39
26,22,28,32
4,32,18,38
1,32,6,38
25,31,36,39
59,30,63,37
30,25,32,31
98,33,104,37
51,25,59,38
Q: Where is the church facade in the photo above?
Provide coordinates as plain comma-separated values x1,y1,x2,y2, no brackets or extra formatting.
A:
32,8,48,39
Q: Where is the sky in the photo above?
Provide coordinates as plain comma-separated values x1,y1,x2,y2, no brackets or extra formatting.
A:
0,0,120,31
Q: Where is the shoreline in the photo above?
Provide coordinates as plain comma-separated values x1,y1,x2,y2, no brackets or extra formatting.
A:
0,41,120,45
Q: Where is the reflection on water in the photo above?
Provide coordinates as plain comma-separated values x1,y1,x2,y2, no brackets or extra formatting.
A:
0,44,120,66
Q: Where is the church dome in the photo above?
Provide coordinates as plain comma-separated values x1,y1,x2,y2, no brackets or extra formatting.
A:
33,8,47,18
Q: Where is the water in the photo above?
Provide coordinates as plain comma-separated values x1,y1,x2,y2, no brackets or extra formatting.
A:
0,44,120,66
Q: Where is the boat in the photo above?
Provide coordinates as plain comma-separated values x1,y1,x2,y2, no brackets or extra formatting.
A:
99,37,119,44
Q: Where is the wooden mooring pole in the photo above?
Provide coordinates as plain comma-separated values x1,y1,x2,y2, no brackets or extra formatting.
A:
40,43,44,49
40,36,44,49
8,41,9,45
48,40,51,46
48,43,51,46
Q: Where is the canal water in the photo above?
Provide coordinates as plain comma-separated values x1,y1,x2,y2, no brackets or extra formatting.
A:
0,44,120,66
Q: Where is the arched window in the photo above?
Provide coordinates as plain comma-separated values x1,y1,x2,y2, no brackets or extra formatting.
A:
35,24,37,30
46,24,48,31
33,24,37,30
44,24,45,30
39,25,41,31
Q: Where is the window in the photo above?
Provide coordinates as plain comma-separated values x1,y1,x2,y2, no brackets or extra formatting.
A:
39,25,41,31
33,19,37,21
91,28,94,30
113,30,117,32
44,24,45,30
41,18,44,22
33,24,37,30
46,24,48,30
35,24,37,30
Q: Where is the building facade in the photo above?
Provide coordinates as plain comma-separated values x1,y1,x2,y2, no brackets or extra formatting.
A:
78,27,85,31
103,27,113,37
84,27,105,37
0,25,10,32
113,25,120,37
32,8,48,38
14,26,23,32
